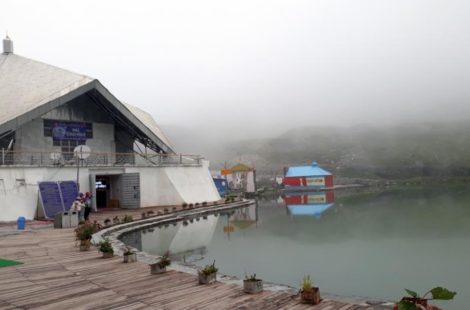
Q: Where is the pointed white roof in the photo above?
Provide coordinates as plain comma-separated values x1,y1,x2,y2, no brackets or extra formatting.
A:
0,52,173,152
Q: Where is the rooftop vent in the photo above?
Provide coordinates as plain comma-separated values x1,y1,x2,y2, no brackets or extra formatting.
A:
3,35,13,54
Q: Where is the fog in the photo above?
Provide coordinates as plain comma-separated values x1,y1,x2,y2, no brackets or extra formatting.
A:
2,0,470,146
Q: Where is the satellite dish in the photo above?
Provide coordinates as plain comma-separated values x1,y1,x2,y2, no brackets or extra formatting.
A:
74,145,91,160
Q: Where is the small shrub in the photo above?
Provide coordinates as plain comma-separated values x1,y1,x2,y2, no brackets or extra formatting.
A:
98,239,113,254
301,275,313,291
245,273,259,282
104,218,111,226
141,212,147,218
199,260,218,276
172,207,177,211
157,252,171,268
202,201,207,206
182,202,188,208
147,210,155,216
163,208,169,214
122,215,133,223
195,202,200,207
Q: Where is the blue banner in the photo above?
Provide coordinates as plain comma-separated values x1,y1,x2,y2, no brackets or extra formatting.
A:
39,181,79,219
59,181,79,211
38,182,64,219
52,121,87,141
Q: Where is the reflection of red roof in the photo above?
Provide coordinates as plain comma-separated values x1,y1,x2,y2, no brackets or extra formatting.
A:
230,220,256,229
230,163,253,172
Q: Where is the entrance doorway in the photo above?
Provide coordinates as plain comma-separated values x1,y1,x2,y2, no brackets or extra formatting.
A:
91,173,140,209
95,176,110,208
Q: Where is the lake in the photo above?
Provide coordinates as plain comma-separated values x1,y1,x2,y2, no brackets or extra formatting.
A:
122,184,470,309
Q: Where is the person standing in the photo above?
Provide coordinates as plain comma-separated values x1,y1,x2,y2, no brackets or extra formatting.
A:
84,192,92,222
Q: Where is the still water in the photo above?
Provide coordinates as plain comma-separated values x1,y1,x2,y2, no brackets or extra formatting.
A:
122,185,470,309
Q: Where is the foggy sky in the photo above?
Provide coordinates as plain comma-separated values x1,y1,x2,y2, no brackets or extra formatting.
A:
2,0,470,139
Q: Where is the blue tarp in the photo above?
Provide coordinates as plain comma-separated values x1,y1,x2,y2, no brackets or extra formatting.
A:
286,161,332,177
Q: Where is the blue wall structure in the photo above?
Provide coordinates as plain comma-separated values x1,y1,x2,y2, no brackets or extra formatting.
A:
213,177,228,196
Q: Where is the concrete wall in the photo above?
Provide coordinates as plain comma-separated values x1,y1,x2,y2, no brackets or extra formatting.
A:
0,163,220,222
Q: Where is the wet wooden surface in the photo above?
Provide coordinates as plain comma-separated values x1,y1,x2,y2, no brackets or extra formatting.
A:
0,210,372,310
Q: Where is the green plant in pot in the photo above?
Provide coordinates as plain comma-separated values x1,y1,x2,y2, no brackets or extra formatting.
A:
198,260,218,284
150,251,171,274
243,273,263,294
300,275,321,304
98,239,114,258
393,287,456,310
75,222,99,251
123,246,137,263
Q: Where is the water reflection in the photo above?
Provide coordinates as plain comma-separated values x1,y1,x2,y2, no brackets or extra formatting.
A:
283,191,335,218
121,185,470,310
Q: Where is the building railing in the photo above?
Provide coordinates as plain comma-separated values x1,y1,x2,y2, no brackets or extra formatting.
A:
0,150,203,167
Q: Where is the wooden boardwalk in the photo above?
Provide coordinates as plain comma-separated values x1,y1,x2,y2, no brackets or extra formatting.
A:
0,214,373,309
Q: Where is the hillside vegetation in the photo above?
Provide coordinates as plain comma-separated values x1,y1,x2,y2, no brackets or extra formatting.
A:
220,121,470,178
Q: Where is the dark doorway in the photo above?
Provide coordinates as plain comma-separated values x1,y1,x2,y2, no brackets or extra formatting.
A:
95,176,110,208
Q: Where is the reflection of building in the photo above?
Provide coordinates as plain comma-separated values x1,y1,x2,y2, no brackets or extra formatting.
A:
283,161,333,191
283,191,335,217
229,203,258,229
141,216,219,262
0,37,220,221
223,163,256,194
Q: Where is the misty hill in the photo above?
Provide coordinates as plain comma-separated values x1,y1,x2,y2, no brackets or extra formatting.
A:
203,121,470,179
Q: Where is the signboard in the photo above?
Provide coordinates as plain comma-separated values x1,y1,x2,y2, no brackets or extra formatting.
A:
59,181,79,210
52,121,87,141
307,194,326,204
38,181,79,219
38,182,65,219
306,177,325,186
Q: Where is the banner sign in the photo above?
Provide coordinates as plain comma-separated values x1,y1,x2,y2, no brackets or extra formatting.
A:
38,182,64,219
52,121,87,141
38,181,79,219
307,194,326,204
59,181,79,211
306,177,325,186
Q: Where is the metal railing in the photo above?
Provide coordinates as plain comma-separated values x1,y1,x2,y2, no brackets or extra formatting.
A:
0,150,203,167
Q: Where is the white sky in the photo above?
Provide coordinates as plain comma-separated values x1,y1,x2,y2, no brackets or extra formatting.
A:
2,0,470,139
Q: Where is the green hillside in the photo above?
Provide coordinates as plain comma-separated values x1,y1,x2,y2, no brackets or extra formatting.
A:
221,121,470,178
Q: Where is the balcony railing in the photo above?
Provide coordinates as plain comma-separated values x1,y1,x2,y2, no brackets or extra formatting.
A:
0,150,203,167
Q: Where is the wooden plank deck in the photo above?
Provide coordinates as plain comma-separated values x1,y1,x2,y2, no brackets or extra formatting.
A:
0,213,369,309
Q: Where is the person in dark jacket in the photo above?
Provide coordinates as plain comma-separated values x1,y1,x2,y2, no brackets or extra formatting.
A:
84,192,93,221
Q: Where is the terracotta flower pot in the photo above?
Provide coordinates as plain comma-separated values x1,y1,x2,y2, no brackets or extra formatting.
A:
198,272,216,284
301,287,321,305
393,298,441,310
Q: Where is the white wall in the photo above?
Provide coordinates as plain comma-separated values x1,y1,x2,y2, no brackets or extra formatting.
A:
0,163,220,222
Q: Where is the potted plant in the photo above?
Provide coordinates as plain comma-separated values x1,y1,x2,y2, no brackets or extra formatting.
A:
393,287,456,310
123,246,137,263
300,275,321,304
98,239,114,258
122,215,133,223
198,260,218,284
150,252,171,274
75,222,98,251
243,273,263,294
